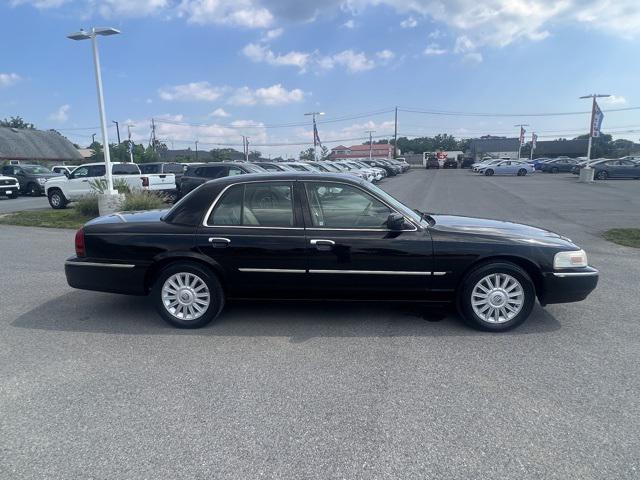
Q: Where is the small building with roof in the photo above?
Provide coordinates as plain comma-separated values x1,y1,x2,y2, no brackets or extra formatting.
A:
0,127,83,165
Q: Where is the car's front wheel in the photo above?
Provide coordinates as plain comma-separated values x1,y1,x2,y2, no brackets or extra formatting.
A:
48,189,68,209
458,262,535,332
152,261,225,328
484,169,494,176
596,170,608,180
517,168,527,176
27,182,40,196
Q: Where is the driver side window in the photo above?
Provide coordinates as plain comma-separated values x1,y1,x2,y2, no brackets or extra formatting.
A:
71,166,90,178
305,182,391,229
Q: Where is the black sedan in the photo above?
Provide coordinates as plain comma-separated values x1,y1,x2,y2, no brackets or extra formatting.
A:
65,173,598,332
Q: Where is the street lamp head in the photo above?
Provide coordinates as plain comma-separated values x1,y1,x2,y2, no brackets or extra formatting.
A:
67,27,120,41
67,29,91,40
94,27,121,36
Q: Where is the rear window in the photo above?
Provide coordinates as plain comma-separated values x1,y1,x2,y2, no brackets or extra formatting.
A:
140,164,160,174
164,163,185,174
113,164,140,175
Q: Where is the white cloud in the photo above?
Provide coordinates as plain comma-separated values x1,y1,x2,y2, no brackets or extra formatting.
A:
49,104,70,122
400,16,417,28
0,73,21,88
454,35,476,53
423,43,447,56
210,108,231,117
376,49,395,61
462,52,483,64
343,19,356,28
428,29,443,39
242,43,310,70
179,0,273,28
325,50,375,73
158,82,226,101
9,0,69,8
97,0,169,17
262,27,283,40
228,84,305,106
602,95,627,105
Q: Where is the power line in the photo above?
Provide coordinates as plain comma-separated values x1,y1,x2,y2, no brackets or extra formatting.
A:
398,106,640,117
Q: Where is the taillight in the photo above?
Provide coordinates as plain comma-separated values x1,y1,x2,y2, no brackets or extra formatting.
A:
141,176,149,187
75,228,86,257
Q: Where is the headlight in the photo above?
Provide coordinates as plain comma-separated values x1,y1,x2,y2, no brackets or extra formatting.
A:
554,249,588,269
37,177,47,184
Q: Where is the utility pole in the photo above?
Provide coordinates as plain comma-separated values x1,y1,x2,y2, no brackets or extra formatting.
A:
304,111,325,160
195,140,199,162
514,124,529,159
150,118,157,152
245,137,250,162
366,130,376,161
393,106,398,158
579,94,610,182
127,124,134,163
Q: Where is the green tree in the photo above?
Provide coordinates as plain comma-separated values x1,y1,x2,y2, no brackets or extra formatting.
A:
299,147,315,161
0,116,35,129
574,134,613,158
210,148,237,162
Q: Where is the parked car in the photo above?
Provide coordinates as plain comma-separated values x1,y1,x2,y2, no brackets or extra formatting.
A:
44,162,177,209
460,158,475,169
531,158,552,170
179,162,266,197
253,162,295,172
51,165,75,176
1,164,63,196
0,174,20,199
592,159,640,180
442,157,458,169
472,159,503,172
65,172,598,332
387,159,410,172
139,162,186,179
361,159,397,176
540,158,578,173
478,161,534,176
425,156,440,169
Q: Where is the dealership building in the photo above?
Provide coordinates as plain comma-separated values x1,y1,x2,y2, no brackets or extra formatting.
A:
329,143,395,160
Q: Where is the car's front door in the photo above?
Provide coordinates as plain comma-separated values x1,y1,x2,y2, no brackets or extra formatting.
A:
301,181,434,301
196,180,308,298
64,165,95,199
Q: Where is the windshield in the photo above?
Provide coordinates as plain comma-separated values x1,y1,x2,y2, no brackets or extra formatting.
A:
164,164,185,174
22,166,51,174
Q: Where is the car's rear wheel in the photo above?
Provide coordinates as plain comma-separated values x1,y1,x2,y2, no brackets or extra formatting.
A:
27,182,40,196
484,169,494,176
517,168,527,176
48,189,68,209
458,262,535,332
596,170,608,180
551,167,559,174
152,261,224,329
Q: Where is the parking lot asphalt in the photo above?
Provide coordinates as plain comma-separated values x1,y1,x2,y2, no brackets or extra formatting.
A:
0,194,48,214
1,169,639,480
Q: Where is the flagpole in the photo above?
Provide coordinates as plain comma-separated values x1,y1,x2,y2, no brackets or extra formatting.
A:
530,133,535,161
304,111,325,160
514,124,529,160
579,93,610,183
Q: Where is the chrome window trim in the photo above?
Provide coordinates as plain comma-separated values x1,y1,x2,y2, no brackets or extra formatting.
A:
65,261,135,269
201,178,419,232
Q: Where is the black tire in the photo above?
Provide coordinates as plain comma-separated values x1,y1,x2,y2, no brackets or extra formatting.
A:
517,168,527,176
8,192,19,199
551,167,559,174
595,170,608,180
457,261,535,332
48,189,68,209
27,182,40,196
152,261,225,329
485,169,494,176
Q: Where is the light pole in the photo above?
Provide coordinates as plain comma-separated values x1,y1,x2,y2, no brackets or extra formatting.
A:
68,27,120,195
304,111,324,160
514,124,529,160
366,130,376,161
579,93,610,182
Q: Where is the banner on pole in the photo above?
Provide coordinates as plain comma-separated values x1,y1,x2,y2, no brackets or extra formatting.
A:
531,132,537,149
313,118,322,148
591,100,604,138
519,126,526,145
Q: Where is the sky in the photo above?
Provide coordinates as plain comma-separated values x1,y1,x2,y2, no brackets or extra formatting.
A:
1,0,639,157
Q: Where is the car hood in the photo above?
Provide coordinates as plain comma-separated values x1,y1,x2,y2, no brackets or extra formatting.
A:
430,214,577,248
86,209,169,226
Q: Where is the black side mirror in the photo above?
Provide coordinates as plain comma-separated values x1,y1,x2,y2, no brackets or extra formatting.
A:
387,213,406,231
64,171,70,177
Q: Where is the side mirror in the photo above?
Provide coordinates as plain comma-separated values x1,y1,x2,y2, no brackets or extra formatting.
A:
64,171,70,177
387,213,406,231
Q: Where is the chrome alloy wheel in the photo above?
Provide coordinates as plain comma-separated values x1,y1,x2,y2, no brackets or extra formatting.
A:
471,273,524,324
162,272,210,321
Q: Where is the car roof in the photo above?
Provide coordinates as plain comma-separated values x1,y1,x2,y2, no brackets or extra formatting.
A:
204,171,364,188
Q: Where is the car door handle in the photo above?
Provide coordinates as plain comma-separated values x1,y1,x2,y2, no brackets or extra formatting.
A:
208,237,230,248
310,239,335,250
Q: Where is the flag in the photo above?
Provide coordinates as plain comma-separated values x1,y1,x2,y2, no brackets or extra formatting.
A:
531,132,537,149
519,126,526,145
313,118,322,148
591,100,604,137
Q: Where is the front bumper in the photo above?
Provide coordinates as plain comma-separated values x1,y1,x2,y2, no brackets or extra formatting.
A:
1,185,19,196
538,266,599,305
65,256,148,295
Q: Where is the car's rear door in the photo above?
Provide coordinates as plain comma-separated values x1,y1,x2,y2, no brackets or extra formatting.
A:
196,180,308,298
301,180,434,301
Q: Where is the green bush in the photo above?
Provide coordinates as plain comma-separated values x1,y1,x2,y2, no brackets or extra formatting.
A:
75,195,99,217
89,178,131,194
120,191,167,212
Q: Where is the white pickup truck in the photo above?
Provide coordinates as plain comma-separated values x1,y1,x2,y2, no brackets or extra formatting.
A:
44,162,177,209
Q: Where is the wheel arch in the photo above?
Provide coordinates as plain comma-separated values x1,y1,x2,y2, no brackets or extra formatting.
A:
457,254,543,297
144,252,228,294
